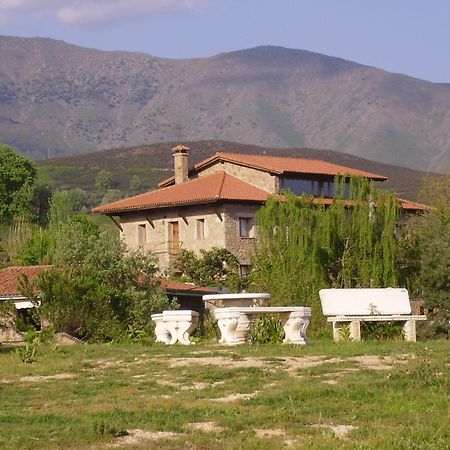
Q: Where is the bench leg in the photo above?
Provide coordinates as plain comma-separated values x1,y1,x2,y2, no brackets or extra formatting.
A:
178,319,198,345
217,316,240,345
332,322,343,341
403,320,416,342
350,320,361,341
164,319,196,345
154,321,171,344
164,320,180,345
283,313,309,345
235,313,251,344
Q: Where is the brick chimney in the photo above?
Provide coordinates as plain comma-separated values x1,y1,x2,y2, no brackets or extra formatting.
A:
172,145,190,184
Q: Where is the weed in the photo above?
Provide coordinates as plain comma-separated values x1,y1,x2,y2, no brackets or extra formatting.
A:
16,328,40,363
250,315,284,344
361,321,404,340
339,324,352,341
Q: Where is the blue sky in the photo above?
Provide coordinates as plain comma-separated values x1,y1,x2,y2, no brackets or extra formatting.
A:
0,0,449,82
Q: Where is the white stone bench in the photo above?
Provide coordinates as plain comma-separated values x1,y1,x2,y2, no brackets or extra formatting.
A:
319,288,426,342
151,310,199,345
202,293,270,311
213,306,311,345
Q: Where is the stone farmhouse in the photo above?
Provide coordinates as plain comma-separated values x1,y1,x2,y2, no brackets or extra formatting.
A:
93,146,426,274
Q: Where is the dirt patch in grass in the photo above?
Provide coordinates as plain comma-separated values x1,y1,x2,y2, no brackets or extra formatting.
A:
110,429,184,447
19,373,75,382
155,378,222,391
169,356,267,369
85,359,124,370
169,355,339,371
187,421,225,433
255,429,296,448
169,354,411,374
353,354,410,371
255,428,285,438
312,423,358,439
212,391,259,402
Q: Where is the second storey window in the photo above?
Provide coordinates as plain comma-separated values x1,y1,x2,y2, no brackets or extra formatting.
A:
239,217,254,238
138,224,146,249
197,218,205,239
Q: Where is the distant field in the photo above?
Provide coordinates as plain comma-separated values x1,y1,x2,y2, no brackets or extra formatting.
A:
0,339,448,449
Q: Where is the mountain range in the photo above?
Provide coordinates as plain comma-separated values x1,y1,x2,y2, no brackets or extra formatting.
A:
1,36,449,172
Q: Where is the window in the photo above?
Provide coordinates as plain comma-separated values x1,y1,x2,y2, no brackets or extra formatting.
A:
169,221,180,255
196,218,205,239
240,265,251,278
281,177,348,198
138,224,146,249
239,217,254,238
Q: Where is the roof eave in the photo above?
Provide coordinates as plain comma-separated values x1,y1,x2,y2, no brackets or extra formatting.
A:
93,197,267,215
281,170,387,181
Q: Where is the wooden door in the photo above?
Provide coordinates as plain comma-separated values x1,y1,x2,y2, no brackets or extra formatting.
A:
169,221,180,255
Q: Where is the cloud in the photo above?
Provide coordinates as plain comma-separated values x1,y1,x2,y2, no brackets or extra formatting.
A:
0,0,212,27
0,0,58,11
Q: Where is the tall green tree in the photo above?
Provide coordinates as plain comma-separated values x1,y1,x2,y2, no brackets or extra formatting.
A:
95,170,115,191
250,177,399,329
0,144,37,221
398,175,449,330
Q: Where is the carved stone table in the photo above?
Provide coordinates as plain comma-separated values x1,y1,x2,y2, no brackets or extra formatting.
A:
151,310,199,345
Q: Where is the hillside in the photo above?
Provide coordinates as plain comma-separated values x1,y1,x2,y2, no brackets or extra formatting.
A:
1,36,450,172
37,140,434,201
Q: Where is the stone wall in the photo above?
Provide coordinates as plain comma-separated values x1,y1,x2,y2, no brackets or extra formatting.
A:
196,161,278,193
119,204,227,270
223,203,261,265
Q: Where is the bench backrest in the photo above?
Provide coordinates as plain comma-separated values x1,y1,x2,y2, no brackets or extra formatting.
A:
319,288,411,316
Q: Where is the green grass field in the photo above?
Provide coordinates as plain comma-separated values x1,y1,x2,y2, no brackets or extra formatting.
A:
0,339,448,449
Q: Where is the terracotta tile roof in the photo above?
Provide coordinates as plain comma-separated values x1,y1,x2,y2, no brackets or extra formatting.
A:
93,172,270,214
311,197,430,212
397,198,431,212
0,265,52,297
159,279,219,294
159,152,388,187
0,266,218,298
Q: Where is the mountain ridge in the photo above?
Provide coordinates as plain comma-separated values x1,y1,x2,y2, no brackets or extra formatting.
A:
1,36,449,172
36,139,435,201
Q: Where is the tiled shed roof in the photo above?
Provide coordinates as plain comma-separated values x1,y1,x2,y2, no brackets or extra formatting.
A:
159,152,388,187
397,198,431,212
0,265,52,297
0,265,218,298
159,279,218,294
93,172,270,214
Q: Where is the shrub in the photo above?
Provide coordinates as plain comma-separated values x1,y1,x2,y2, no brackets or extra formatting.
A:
24,220,177,342
173,247,243,292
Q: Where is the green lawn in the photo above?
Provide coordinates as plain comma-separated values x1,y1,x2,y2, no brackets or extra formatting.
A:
0,339,448,449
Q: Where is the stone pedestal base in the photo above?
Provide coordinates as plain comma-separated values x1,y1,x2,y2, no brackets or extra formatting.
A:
151,310,199,345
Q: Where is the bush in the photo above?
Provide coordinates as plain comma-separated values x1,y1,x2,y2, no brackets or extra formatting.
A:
173,248,243,292
24,220,177,342
416,319,449,341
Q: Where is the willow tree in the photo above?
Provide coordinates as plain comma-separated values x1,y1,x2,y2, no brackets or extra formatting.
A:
250,176,399,329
